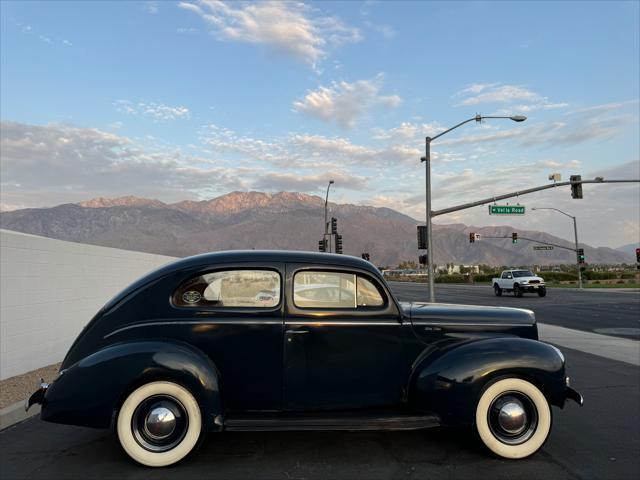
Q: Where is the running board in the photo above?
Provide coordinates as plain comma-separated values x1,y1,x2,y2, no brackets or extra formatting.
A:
224,412,440,432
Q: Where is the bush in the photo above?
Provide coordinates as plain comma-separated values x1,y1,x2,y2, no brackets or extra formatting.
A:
583,271,617,280
617,280,625,284
539,271,579,282
435,274,466,283
620,273,636,279
474,273,501,283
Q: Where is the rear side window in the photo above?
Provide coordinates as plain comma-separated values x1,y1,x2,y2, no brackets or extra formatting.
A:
173,270,281,308
294,271,385,309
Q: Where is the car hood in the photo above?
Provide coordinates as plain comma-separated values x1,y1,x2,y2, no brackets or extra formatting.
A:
400,301,536,326
517,276,544,282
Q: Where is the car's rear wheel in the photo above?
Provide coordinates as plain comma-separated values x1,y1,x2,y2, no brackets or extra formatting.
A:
513,284,523,297
494,284,503,296
475,378,552,459
537,286,547,297
117,381,202,467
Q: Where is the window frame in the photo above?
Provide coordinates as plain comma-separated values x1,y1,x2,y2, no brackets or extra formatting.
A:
292,269,388,311
170,266,283,312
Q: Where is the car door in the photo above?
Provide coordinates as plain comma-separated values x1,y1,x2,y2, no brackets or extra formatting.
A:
283,263,405,411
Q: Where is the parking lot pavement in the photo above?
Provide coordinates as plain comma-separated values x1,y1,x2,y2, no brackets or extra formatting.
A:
0,348,637,480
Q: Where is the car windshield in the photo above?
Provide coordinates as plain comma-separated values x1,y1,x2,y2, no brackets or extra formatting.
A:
512,270,534,278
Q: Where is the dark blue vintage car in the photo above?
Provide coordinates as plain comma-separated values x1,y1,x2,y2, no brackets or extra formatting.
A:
27,251,582,467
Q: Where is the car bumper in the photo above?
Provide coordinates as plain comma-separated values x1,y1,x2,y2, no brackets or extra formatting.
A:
25,380,49,412
565,386,584,406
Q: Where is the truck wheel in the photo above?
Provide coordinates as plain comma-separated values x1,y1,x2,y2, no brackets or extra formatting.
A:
513,284,523,297
494,284,503,296
476,378,552,459
117,381,202,467
537,287,547,297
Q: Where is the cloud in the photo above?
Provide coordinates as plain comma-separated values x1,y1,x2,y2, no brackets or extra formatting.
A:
178,1,361,69
114,100,190,121
0,121,251,207
143,1,159,14
454,83,568,114
0,121,371,209
253,171,367,191
293,74,402,128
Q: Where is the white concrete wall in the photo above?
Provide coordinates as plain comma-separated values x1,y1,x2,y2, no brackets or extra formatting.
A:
0,229,178,380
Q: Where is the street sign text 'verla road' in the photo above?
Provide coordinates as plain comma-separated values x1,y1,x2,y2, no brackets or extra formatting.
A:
533,245,554,251
488,205,526,215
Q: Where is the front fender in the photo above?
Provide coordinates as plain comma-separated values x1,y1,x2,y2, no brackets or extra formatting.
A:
41,340,222,430
409,337,566,426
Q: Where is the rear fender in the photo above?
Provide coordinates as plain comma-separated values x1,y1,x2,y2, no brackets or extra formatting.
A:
41,340,222,431
408,337,566,426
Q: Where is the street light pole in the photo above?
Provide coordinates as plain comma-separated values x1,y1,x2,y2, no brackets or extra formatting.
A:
422,114,526,303
324,179,334,250
532,207,583,289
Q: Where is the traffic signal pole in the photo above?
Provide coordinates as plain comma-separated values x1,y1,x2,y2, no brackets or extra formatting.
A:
431,179,639,217
572,215,583,289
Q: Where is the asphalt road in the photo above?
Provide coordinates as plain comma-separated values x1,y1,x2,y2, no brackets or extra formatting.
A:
1,286,638,480
389,282,640,340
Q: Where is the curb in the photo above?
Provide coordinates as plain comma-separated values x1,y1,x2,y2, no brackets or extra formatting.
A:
0,401,40,431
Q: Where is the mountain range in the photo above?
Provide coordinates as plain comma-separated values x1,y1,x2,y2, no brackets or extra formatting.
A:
0,191,634,267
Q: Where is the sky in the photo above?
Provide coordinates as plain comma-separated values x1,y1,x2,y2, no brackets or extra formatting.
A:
1,0,639,248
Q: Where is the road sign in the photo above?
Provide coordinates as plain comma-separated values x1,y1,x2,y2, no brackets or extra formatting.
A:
488,205,526,215
533,245,554,251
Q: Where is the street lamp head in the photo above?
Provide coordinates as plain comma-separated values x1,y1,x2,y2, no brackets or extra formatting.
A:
329,179,334,184
509,115,527,122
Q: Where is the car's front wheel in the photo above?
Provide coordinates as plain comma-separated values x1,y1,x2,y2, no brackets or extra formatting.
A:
475,378,552,459
117,381,202,467
538,286,547,297
494,284,502,296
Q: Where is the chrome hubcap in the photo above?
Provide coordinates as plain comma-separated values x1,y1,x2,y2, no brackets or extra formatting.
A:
488,392,538,445
498,401,527,435
144,407,176,440
131,395,188,452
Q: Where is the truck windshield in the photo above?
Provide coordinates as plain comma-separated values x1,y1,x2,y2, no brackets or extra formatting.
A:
513,270,534,277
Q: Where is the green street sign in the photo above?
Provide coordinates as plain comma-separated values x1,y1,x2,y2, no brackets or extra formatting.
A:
488,205,526,215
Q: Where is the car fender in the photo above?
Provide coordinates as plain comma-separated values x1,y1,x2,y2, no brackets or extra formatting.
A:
41,340,222,431
408,337,566,426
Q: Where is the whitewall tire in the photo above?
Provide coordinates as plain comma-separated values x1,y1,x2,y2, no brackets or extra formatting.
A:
475,378,551,459
117,381,202,467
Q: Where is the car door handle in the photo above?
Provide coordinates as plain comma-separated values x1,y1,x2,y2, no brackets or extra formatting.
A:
286,329,309,334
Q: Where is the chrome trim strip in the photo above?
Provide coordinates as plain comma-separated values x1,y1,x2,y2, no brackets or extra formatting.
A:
284,321,400,326
412,322,531,327
104,320,283,338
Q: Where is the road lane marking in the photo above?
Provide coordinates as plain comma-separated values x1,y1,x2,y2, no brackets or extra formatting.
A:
538,323,640,366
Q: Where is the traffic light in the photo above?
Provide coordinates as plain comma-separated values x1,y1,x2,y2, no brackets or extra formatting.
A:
512,232,518,244
636,248,640,263
570,175,583,199
318,238,327,252
469,232,475,243
335,234,343,254
577,248,585,264
331,217,338,234
417,225,427,249
418,254,427,265
361,252,370,261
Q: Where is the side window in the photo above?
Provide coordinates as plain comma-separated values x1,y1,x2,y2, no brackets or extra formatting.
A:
294,271,385,309
502,272,509,279
356,276,384,307
173,270,281,308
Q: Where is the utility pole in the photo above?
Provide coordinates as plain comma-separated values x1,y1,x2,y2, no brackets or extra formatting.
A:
422,114,526,302
323,179,334,252
532,207,583,289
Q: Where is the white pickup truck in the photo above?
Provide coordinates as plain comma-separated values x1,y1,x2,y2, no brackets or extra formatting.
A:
492,270,546,297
